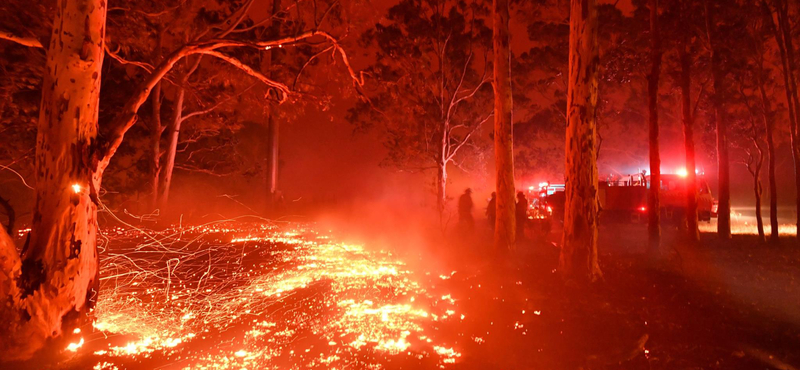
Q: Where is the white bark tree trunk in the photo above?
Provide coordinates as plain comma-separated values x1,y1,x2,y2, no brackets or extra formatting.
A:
493,0,516,252
157,87,186,210
437,161,447,216
560,0,602,282
149,26,165,211
150,81,163,210
0,0,106,360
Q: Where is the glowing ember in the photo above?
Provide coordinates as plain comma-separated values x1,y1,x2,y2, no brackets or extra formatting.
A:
698,222,797,236
85,222,461,368
66,337,84,352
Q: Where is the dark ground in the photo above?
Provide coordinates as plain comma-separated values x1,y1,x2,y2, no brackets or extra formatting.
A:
427,221,800,370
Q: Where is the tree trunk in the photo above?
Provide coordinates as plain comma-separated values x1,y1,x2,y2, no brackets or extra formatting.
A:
766,0,800,239
437,161,447,217
679,19,699,242
754,163,765,241
265,0,281,209
493,0,516,252
776,0,800,239
757,64,779,242
150,82,163,210
647,0,662,250
705,0,731,239
266,112,279,203
0,24,358,362
157,86,186,210
149,26,165,211
560,0,601,282
0,0,106,360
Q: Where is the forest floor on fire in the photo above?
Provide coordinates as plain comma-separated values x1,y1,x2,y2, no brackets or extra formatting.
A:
10,218,800,370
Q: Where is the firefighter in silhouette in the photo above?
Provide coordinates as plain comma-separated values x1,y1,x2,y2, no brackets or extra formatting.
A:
274,191,286,214
458,188,475,233
486,192,497,230
516,191,528,241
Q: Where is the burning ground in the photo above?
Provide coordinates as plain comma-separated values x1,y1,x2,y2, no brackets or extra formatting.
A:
58,221,462,369
27,219,800,370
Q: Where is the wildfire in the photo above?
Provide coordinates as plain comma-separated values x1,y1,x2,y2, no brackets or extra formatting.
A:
698,211,798,236
84,221,461,368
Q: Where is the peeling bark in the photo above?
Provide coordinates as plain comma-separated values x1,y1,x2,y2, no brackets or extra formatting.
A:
560,0,601,282
493,0,516,252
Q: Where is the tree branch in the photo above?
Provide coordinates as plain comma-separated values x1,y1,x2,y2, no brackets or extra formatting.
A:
447,113,491,161
692,78,709,120
231,0,305,34
181,84,256,122
217,0,257,38
174,164,238,177
452,76,491,109
0,29,43,48
108,1,187,18
104,43,183,88
105,44,154,72
293,45,334,89
0,164,34,190
445,52,474,122
96,30,364,175
198,50,290,99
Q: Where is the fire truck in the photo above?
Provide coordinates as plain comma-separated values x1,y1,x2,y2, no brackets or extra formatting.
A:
528,172,717,229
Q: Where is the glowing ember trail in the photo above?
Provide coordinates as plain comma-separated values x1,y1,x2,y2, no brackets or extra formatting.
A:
76,222,461,369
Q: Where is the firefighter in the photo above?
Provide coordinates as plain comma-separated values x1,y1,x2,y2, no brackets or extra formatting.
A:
516,191,528,241
458,188,475,233
486,192,497,230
